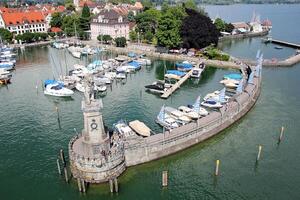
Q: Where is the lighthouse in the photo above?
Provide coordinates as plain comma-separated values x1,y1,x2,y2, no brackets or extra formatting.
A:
69,76,126,183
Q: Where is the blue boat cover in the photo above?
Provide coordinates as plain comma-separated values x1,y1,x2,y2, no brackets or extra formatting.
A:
166,70,186,77
92,60,102,66
128,61,141,69
44,79,64,87
224,73,242,80
128,52,136,58
176,63,193,69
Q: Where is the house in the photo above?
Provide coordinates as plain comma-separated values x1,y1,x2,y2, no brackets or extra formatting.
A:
262,19,272,30
90,9,130,40
231,22,250,34
249,21,263,33
0,11,47,35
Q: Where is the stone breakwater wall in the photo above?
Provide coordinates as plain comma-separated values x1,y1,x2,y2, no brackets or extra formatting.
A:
124,76,261,167
219,30,269,41
242,53,300,67
69,135,126,183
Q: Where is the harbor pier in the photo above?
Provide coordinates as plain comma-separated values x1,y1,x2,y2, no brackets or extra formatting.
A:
265,38,300,49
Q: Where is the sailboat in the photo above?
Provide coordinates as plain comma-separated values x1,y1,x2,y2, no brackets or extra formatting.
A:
156,105,180,130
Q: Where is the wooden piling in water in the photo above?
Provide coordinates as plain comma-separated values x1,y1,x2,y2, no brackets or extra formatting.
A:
81,179,86,193
278,126,285,144
77,178,82,192
162,171,168,187
60,149,66,167
109,179,114,193
56,159,61,175
114,178,118,193
64,167,69,183
256,145,262,161
215,160,220,176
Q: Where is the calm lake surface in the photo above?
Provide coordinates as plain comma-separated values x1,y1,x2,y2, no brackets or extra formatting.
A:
1,4,300,200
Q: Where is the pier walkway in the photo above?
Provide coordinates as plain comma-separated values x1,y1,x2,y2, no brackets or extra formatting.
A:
161,69,193,99
267,38,300,49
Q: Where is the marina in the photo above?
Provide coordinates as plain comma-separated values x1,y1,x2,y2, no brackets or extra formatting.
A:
1,3,300,200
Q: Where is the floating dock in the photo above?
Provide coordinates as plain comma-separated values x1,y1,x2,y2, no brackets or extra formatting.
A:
160,62,204,99
266,38,300,49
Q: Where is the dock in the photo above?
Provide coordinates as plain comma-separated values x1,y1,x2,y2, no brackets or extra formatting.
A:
161,62,203,99
266,38,300,49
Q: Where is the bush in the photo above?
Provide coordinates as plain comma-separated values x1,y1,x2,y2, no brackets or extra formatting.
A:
97,34,112,44
204,47,230,61
115,37,127,47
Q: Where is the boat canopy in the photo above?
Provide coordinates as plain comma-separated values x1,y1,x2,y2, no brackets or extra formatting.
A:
176,63,193,69
44,79,63,87
166,70,186,77
128,52,136,58
224,73,242,80
129,120,151,137
128,61,141,69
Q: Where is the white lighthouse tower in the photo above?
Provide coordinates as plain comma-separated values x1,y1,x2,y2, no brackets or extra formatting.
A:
69,76,125,183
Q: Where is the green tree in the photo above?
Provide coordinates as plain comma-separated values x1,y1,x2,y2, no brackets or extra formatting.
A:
79,3,91,31
184,0,197,10
144,30,154,43
115,37,127,47
214,18,226,32
97,34,112,44
129,30,138,42
155,5,186,48
0,28,13,43
141,0,153,11
225,23,234,33
61,14,80,37
50,12,63,28
135,8,161,40
127,11,135,22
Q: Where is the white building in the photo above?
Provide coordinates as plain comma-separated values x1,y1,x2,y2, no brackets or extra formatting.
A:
0,11,47,35
90,9,130,40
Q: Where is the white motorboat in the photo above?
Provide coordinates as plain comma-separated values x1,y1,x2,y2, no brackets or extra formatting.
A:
129,120,151,137
94,76,111,84
136,58,151,66
203,90,230,101
178,106,200,119
72,51,81,59
164,106,192,125
116,73,126,79
201,99,223,108
44,83,74,97
94,84,107,92
104,72,117,79
75,83,85,92
191,68,203,78
220,79,239,89
164,74,181,80
114,120,136,138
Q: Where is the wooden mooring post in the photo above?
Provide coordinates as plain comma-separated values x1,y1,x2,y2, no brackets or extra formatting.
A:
162,171,168,187
278,126,285,144
114,178,119,193
77,178,82,192
256,145,262,162
60,149,66,167
64,167,69,183
109,179,114,193
215,160,220,176
81,179,86,193
56,159,61,175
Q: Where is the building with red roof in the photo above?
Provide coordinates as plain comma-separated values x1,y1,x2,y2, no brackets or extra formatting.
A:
0,11,47,35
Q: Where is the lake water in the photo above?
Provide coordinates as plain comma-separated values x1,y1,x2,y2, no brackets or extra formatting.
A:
1,4,300,200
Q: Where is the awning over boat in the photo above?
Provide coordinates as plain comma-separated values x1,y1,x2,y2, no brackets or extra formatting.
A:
128,61,141,69
128,52,136,58
175,63,193,69
129,120,151,137
44,79,64,87
166,70,186,77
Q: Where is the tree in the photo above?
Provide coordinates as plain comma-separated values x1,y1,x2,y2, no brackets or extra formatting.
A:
50,12,63,28
115,37,127,47
0,28,13,43
135,8,161,37
183,0,197,10
144,31,154,43
225,23,234,33
214,18,226,32
155,6,185,48
61,14,80,36
79,3,91,31
127,11,135,22
129,30,138,42
180,8,219,49
141,0,153,11
97,34,112,44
